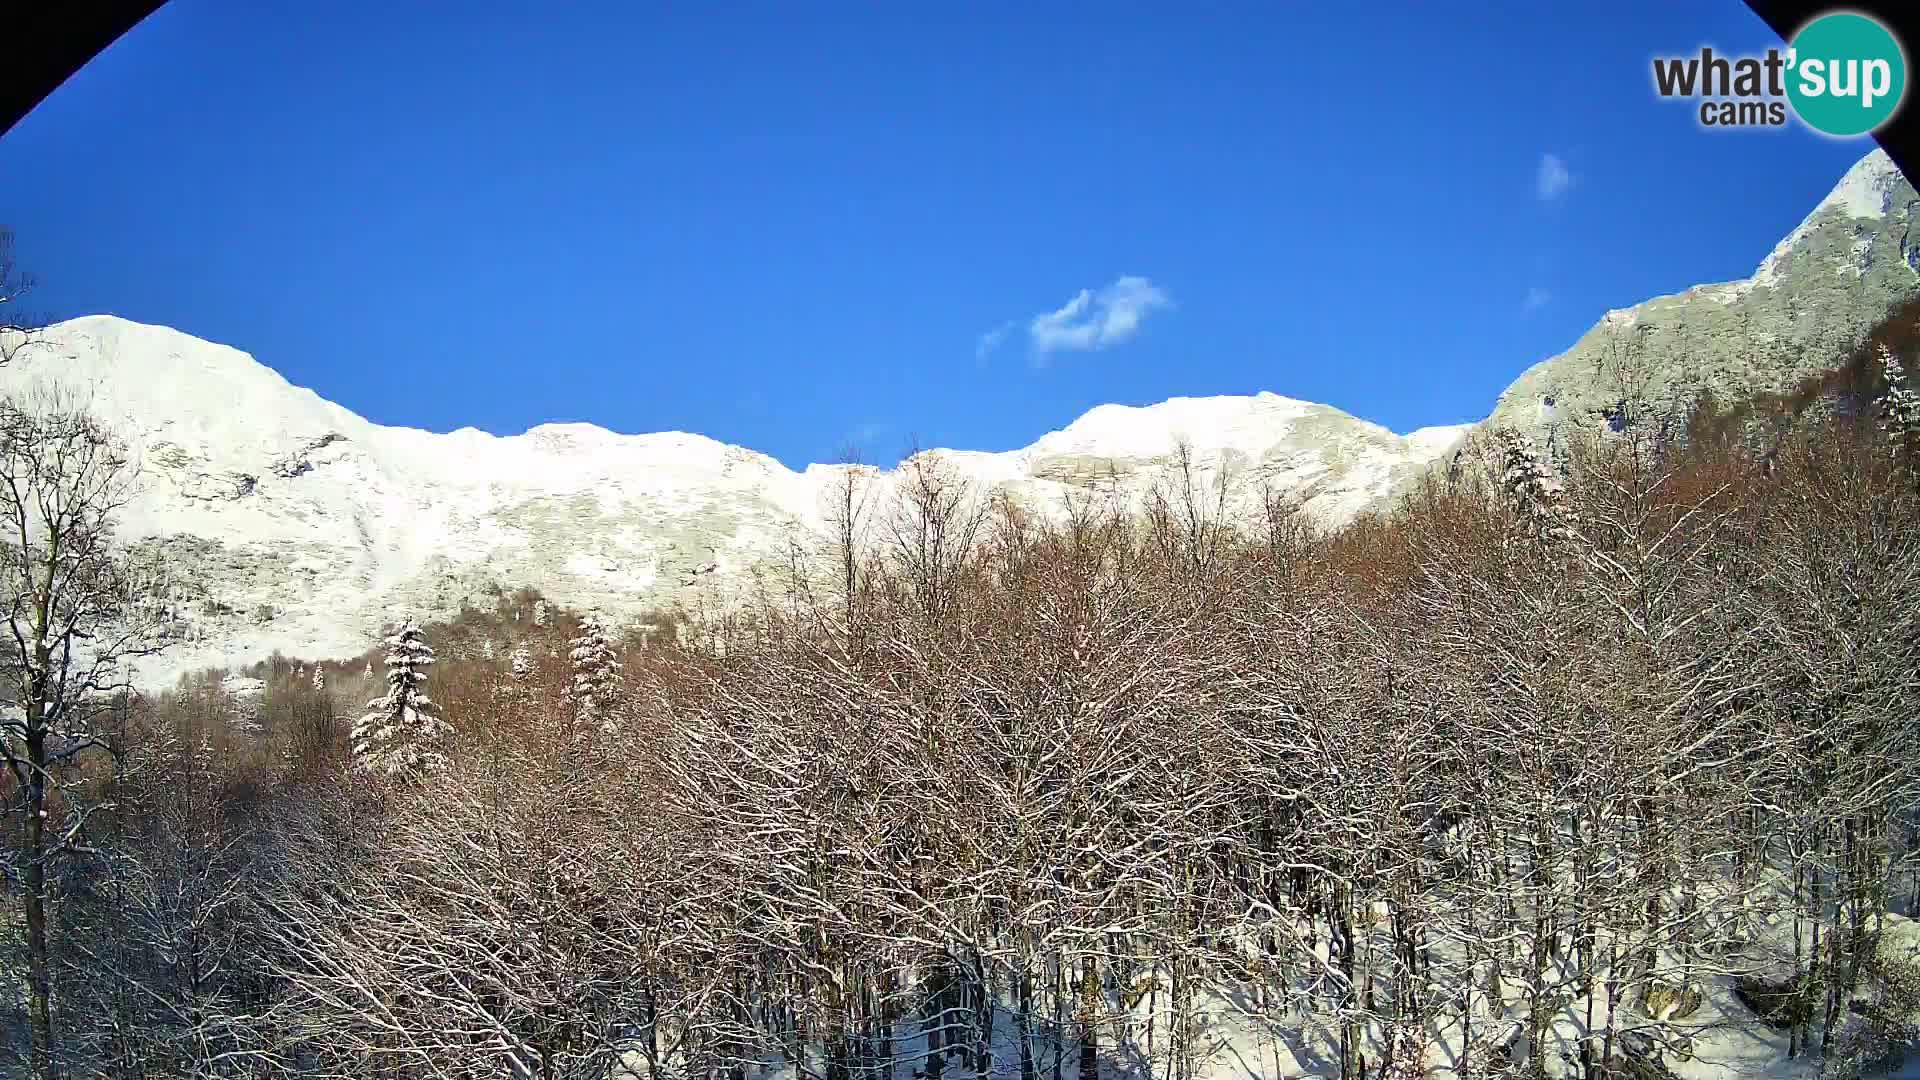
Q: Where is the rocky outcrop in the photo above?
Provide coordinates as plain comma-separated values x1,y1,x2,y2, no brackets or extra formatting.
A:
1485,150,1917,458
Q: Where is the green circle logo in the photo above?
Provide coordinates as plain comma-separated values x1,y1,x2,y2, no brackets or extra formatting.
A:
1787,12,1906,136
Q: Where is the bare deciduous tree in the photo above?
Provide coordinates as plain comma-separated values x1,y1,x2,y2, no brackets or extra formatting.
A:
0,229,47,366
0,386,168,1079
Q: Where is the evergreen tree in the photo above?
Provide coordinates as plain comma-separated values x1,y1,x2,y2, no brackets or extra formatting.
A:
351,621,451,777
1497,428,1578,543
1877,344,1920,467
493,644,535,709
565,613,624,736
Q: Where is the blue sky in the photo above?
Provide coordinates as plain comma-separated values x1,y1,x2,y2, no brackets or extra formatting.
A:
0,2,1881,469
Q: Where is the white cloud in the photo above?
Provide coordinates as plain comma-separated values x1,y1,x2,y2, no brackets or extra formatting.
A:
975,321,1015,362
1536,153,1572,201
1523,286,1552,311
1027,276,1171,355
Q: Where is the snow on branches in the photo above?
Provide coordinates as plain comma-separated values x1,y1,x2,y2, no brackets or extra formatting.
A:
490,642,535,710
1496,428,1578,544
565,612,624,736
351,620,451,777
1877,344,1920,463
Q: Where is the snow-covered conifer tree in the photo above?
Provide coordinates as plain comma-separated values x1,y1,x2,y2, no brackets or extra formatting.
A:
1497,428,1577,543
565,613,624,735
229,694,262,737
351,620,452,777
493,643,534,706
1877,344,1920,463
488,643,538,737
312,665,325,693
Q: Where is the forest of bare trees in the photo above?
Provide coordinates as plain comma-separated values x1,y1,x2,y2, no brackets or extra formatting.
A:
2,328,1919,1080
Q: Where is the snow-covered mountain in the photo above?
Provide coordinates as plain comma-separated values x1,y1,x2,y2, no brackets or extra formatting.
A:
0,316,1466,683
1485,148,1918,453
3,148,1911,685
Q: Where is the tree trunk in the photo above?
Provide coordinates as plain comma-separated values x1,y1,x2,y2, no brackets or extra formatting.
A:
1018,960,1037,1080
1079,955,1099,1080
973,951,994,1080
24,694,53,1080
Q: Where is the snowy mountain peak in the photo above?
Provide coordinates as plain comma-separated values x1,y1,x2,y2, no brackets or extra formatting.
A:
1027,390,1454,461
1826,147,1904,219
1749,148,1913,289
525,421,619,440
1486,147,1917,455
0,317,1452,685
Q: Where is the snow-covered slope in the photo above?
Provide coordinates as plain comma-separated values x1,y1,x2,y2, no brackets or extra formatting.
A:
0,316,1462,683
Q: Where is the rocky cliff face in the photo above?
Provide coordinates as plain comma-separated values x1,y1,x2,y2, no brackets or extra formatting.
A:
1485,149,1918,456
4,149,1911,686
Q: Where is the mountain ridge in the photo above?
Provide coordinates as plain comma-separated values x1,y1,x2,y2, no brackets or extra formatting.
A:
3,147,1913,686
1485,148,1918,453
2,315,1466,685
